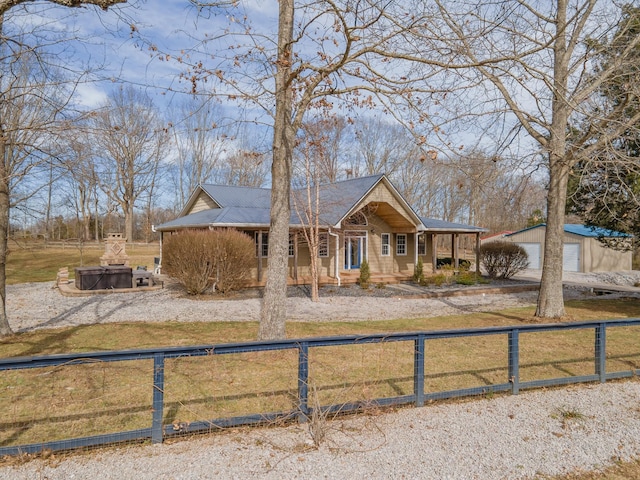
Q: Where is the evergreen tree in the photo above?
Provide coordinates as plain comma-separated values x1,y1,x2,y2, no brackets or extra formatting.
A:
568,5,640,247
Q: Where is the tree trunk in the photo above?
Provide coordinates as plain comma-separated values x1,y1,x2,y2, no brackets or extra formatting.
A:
535,0,569,319
0,14,11,335
259,0,294,340
125,202,134,243
0,141,12,336
536,158,569,318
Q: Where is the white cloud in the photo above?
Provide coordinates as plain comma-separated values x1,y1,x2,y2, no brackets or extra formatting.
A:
75,83,109,109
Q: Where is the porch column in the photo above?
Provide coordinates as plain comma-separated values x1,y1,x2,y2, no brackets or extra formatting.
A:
452,234,459,269
475,232,481,275
329,230,341,286
414,233,419,266
257,230,263,282
432,233,437,273
293,232,298,281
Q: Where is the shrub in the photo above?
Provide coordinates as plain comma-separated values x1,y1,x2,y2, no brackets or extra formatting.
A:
358,259,371,289
421,273,449,287
479,241,529,279
432,273,448,286
163,229,255,295
455,271,478,285
163,230,216,294
210,229,255,293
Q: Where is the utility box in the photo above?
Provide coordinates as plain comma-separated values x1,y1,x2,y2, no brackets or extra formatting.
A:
75,266,132,290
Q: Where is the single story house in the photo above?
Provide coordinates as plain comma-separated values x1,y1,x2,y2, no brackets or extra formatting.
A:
155,174,488,286
504,223,632,272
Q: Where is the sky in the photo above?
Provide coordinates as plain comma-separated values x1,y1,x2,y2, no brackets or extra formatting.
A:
12,0,531,155
59,0,281,111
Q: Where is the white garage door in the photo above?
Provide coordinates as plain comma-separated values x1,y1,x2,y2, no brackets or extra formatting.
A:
517,243,541,270
563,243,581,272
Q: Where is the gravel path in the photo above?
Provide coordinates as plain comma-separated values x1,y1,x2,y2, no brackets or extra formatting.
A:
3,277,640,479
6,280,582,332
3,381,640,479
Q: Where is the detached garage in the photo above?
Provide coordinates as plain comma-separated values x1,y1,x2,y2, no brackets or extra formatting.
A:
504,224,632,273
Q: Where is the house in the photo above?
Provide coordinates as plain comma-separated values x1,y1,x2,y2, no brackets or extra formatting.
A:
155,174,488,285
504,223,632,272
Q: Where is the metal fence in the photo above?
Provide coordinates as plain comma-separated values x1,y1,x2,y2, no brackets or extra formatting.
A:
1,318,639,456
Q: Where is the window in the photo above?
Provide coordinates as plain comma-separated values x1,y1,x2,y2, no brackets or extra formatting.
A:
289,234,295,257
345,210,367,226
381,233,390,256
417,234,426,256
318,233,328,257
396,234,407,256
255,232,269,257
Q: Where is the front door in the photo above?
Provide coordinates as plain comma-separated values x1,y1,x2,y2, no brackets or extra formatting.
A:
345,235,366,269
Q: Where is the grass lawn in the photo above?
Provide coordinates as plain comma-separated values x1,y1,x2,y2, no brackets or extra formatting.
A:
6,242,159,284
3,242,640,478
1,298,640,457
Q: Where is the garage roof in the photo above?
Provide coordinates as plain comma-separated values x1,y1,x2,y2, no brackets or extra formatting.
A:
506,223,632,238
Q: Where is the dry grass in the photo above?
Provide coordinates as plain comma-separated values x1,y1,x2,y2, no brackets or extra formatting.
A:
3,241,640,475
2,297,640,450
6,242,159,284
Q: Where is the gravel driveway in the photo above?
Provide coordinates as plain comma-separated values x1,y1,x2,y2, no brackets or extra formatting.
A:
4,279,581,332
2,276,640,479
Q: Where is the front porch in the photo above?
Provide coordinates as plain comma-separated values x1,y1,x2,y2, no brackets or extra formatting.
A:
243,271,414,288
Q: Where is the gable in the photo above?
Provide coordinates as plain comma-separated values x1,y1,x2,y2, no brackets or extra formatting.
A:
353,181,421,230
186,191,220,216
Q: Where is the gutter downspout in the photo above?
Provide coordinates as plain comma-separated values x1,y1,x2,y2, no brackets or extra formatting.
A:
329,228,341,286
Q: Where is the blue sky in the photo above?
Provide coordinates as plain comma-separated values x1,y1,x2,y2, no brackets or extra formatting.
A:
9,0,545,166
59,0,281,110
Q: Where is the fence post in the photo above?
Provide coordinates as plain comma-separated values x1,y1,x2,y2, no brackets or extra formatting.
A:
414,334,425,407
508,330,520,395
595,323,606,383
152,352,165,444
297,342,309,423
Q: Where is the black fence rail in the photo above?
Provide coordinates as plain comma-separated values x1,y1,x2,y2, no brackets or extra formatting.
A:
1,318,639,456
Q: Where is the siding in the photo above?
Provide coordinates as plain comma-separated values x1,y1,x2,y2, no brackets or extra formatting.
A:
507,226,632,272
360,183,417,230
187,193,219,215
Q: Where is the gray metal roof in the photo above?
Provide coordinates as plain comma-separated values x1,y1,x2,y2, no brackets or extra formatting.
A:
308,174,385,226
156,174,487,235
200,184,272,209
155,208,226,230
420,217,488,233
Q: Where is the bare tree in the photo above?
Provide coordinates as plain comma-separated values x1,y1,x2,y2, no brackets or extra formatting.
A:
354,117,415,178
220,149,268,187
292,121,332,302
301,117,348,183
398,1,640,318
58,120,101,242
171,96,228,210
182,1,444,339
0,0,124,14
0,0,125,336
91,86,168,243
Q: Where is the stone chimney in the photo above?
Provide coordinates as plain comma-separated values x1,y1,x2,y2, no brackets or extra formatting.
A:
100,233,130,266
